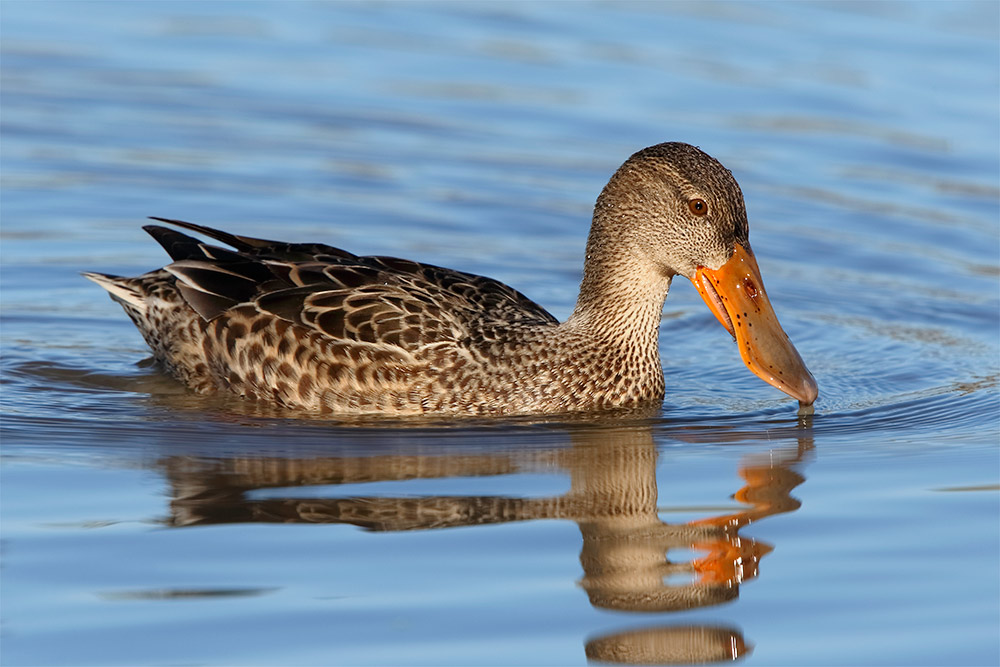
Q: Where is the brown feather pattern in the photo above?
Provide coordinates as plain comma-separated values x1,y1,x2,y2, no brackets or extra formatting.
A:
85,143,760,416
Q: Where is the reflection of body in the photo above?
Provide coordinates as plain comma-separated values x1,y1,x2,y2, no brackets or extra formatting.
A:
161,425,810,663
86,143,816,416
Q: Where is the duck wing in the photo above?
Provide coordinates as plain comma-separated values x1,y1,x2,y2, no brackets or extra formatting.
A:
147,219,557,351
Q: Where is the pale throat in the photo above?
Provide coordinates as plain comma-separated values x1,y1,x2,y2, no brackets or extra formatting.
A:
565,258,672,345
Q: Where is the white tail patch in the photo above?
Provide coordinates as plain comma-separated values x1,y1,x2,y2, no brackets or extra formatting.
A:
81,272,147,312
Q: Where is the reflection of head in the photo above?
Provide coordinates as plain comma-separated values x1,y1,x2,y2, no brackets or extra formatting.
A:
577,522,740,612
586,625,750,664
564,431,798,615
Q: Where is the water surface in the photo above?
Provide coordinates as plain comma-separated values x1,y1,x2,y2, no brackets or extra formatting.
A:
2,2,998,665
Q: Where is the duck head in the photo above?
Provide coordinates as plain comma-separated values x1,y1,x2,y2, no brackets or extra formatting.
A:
590,142,818,405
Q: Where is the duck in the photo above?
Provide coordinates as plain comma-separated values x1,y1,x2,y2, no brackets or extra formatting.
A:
84,142,818,416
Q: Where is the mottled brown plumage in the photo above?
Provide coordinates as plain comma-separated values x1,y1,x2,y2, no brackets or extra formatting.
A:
84,142,817,416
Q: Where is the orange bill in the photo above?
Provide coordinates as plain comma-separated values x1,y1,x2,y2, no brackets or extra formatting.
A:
692,244,818,405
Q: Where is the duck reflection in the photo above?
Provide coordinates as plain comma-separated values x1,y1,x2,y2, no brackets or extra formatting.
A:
159,422,810,664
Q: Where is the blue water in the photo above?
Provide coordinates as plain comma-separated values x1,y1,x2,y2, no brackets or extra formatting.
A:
2,2,998,665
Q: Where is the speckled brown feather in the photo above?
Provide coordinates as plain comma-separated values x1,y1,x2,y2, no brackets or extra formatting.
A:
85,143,755,416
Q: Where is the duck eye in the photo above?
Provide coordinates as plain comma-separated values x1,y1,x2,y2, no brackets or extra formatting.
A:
688,198,709,216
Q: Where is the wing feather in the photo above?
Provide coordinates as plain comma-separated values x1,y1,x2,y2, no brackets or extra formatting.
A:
145,219,558,350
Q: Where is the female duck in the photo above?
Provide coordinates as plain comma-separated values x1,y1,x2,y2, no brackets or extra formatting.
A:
85,142,818,416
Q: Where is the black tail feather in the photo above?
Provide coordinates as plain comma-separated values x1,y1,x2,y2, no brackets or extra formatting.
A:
146,217,360,263
147,217,278,251
143,225,213,262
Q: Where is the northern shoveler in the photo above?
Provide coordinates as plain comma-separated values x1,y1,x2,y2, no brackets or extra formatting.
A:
84,142,818,416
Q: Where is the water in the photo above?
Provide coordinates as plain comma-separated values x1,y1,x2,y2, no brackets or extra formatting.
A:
2,2,998,665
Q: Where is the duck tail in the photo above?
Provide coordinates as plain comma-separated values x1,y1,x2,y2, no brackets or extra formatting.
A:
82,272,147,313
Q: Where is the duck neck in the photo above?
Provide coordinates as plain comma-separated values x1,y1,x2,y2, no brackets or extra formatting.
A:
565,243,672,353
